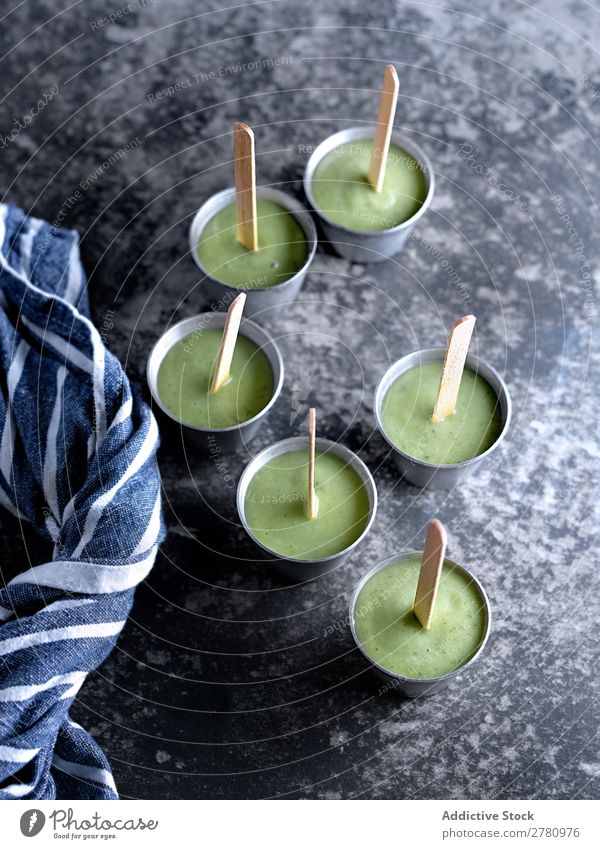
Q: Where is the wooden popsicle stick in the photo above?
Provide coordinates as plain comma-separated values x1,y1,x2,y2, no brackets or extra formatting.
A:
413,519,448,630
431,314,476,423
233,122,258,251
367,64,400,192
306,407,319,520
209,292,247,394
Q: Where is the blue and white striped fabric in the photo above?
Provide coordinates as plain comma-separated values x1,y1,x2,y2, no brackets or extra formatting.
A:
0,204,164,799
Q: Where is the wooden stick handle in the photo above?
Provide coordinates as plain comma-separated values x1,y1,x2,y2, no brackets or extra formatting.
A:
432,315,476,423
233,122,258,252
367,64,399,192
413,519,448,630
306,407,319,520
209,292,247,395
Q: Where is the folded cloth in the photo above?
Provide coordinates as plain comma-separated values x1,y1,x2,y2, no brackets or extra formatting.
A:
0,204,164,799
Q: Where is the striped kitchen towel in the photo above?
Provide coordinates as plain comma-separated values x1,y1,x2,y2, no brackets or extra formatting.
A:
0,204,164,799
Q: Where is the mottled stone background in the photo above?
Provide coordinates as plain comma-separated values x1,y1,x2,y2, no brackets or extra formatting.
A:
1,0,599,799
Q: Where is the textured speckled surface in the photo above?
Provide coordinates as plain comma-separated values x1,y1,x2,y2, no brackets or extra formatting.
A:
1,0,599,799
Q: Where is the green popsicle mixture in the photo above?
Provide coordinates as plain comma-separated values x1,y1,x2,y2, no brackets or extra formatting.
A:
244,449,371,560
311,139,428,232
157,328,274,429
354,556,487,678
381,362,502,464
197,198,308,288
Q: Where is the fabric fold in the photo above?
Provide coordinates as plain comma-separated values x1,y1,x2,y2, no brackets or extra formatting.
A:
0,204,165,800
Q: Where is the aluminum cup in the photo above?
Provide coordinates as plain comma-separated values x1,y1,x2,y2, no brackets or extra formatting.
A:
303,126,435,263
374,348,511,489
147,312,284,454
349,551,492,698
189,186,317,319
237,436,378,581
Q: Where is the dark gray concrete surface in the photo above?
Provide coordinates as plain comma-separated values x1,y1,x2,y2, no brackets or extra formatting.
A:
1,0,598,799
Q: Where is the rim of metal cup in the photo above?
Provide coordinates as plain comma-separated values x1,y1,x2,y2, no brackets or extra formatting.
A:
146,312,284,434
374,348,512,472
303,126,435,236
237,436,378,565
188,186,318,292
349,551,492,687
